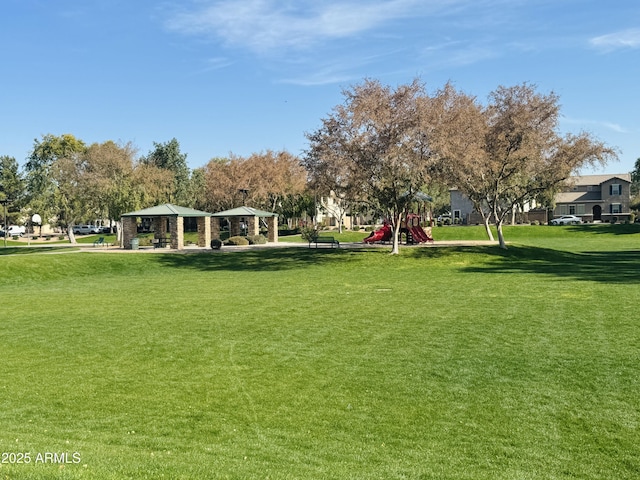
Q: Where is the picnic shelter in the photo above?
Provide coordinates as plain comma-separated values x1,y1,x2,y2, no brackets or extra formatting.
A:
121,204,213,250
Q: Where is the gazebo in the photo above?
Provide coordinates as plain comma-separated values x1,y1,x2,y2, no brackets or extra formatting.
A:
211,206,278,243
121,204,213,250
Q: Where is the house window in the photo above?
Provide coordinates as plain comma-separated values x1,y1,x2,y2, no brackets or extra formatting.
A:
576,204,585,215
569,205,576,215
453,210,461,219
611,203,622,214
610,184,622,195
557,205,569,215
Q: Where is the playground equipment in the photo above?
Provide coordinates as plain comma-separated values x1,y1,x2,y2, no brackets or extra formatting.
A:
363,215,433,245
363,223,392,243
405,214,433,244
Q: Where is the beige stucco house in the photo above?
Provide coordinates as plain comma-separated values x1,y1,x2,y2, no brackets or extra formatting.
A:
553,174,631,223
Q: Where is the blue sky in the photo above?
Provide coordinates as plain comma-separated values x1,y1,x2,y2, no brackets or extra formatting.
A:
1,0,639,175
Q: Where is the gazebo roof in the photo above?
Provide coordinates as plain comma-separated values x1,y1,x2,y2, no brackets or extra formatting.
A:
212,206,278,218
121,203,212,217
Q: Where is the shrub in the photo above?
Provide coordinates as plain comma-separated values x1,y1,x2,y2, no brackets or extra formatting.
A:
210,239,223,249
226,236,249,246
58,235,65,240
629,212,636,223
300,226,319,243
247,234,267,245
532,220,540,226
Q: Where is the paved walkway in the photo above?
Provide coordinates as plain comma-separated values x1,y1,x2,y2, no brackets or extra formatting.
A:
2,239,499,255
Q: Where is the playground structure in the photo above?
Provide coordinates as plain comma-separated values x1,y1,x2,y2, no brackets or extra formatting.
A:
363,222,392,243
404,213,434,244
363,214,433,245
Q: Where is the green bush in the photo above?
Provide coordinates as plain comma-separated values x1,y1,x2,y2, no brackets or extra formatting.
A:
247,234,267,245
226,236,249,246
300,226,319,243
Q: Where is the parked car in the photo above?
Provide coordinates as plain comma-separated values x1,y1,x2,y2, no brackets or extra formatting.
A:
72,225,101,234
551,215,582,225
6,225,25,236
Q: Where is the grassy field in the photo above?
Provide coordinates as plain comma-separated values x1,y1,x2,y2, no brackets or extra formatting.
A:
1,224,639,479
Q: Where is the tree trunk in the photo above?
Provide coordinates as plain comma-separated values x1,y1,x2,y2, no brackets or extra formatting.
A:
483,216,494,241
115,220,122,243
496,219,507,249
68,224,77,244
390,216,402,255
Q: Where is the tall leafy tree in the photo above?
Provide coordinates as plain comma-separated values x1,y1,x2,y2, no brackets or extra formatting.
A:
630,157,640,197
82,141,140,240
305,79,434,254
201,150,306,223
141,138,191,205
0,155,25,225
25,134,87,237
433,83,617,248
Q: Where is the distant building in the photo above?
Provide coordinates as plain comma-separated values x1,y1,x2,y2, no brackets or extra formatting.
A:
553,174,631,223
449,173,632,225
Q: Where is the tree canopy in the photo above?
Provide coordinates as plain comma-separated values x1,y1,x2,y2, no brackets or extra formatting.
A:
305,79,434,254
433,83,617,248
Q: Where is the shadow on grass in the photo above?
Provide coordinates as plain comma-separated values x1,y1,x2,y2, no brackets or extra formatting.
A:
0,246,76,256
153,247,356,272
449,244,640,284
563,223,640,236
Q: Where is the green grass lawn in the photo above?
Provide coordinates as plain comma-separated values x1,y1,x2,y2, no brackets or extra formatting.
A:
1,225,639,479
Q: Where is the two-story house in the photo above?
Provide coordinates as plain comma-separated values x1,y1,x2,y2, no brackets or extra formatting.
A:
553,174,631,223
450,173,632,225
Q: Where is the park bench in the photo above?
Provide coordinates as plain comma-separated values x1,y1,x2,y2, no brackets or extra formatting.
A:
309,236,340,248
93,237,112,247
152,237,171,248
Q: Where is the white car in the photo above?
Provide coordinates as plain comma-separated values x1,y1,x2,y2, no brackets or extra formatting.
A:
7,225,25,236
72,225,101,235
551,215,582,225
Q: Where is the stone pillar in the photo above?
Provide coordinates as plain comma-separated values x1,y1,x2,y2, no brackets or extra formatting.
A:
122,217,138,249
197,216,211,247
153,217,166,240
248,216,259,237
230,217,241,237
267,216,278,243
211,217,221,239
169,216,184,250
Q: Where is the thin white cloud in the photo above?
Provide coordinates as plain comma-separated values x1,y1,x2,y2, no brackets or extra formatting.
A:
166,0,449,53
589,28,640,52
563,116,628,134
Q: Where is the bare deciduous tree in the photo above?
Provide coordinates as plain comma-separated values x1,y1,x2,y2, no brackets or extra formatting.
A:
433,83,617,248
305,79,434,254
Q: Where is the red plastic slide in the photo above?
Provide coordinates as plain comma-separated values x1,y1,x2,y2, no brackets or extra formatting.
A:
410,225,433,243
363,224,392,243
